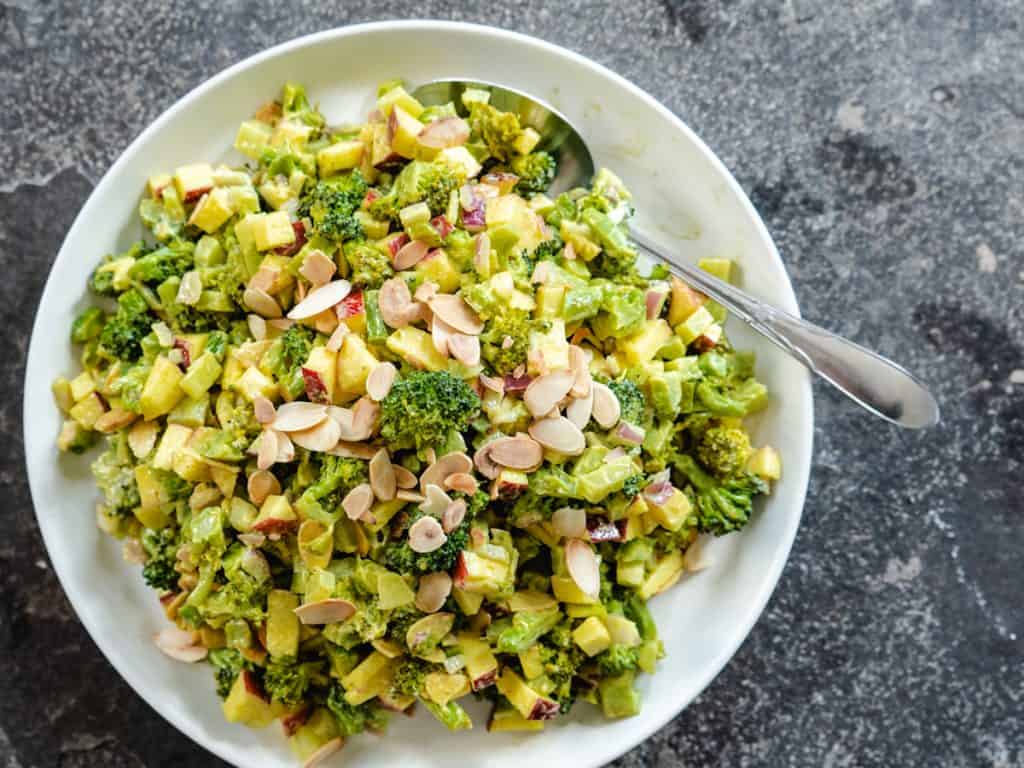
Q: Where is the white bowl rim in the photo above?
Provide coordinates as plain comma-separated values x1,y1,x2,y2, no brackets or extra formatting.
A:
23,19,813,768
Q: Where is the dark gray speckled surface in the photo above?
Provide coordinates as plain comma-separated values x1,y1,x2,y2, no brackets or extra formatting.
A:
1,1,1021,766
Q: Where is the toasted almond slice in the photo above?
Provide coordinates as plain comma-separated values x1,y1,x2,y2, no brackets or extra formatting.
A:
247,314,267,341
128,419,159,459
403,301,428,325
325,321,349,352
418,116,471,149
287,279,352,320
488,435,544,471
431,314,454,357
393,465,418,489
565,386,594,430
248,266,277,294
369,448,397,501
348,397,379,441
396,489,426,503
448,333,481,366
524,370,575,417
441,499,467,533
565,538,600,598
414,280,439,304
154,627,207,663
247,470,280,506
419,452,474,494
253,396,276,425
271,401,328,432
298,249,337,287
257,429,279,470
424,447,437,465
393,239,430,271
591,382,621,429
427,294,483,335
303,738,344,768
294,598,356,625
267,318,294,331
473,443,502,480
419,484,452,518
274,430,296,463
409,516,447,553
478,373,504,396
290,416,341,452
528,416,586,456
122,538,146,564
532,261,553,285
152,321,174,347
342,483,375,521
683,535,712,573
326,440,377,460
415,571,453,613
243,287,282,318
444,472,478,496
238,532,266,548
366,362,397,402
94,409,138,433
177,270,202,306
568,345,592,398
552,506,587,539
379,277,413,329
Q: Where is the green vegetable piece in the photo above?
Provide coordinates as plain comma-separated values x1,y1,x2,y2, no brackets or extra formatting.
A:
598,671,641,718
180,352,223,399
71,307,105,344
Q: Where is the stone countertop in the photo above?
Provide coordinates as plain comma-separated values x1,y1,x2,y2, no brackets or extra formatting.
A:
1,1,1020,766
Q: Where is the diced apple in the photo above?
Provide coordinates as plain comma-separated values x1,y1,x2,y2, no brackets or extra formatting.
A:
619,319,673,367
223,669,275,727
234,365,278,403
747,446,782,480
301,346,337,404
385,326,447,372
424,671,471,706
146,172,171,199
572,616,612,657
388,106,424,159
488,705,545,732
668,276,706,326
140,356,185,421
495,668,559,721
249,211,296,251
266,589,300,659
371,122,401,168
645,488,693,532
317,140,364,177
173,163,214,204
336,334,378,396
458,634,499,691
603,615,642,648
188,187,235,234
234,120,273,161
340,651,396,706
252,495,298,535
68,392,106,430
152,423,193,470
637,550,685,600
437,146,482,179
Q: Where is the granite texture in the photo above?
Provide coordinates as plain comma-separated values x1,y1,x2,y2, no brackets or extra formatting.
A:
1,1,1021,766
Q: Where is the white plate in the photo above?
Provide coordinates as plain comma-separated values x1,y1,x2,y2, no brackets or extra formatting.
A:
23,20,812,768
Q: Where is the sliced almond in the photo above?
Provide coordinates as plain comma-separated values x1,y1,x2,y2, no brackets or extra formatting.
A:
409,516,447,553
565,386,594,430
289,416,342,452
427,295,483,335
431,314,455,357
488,435,544,471
287,279,352,320
415,572,453,613
396,489,426,503
152,321,174,347
267,318,294,331
248,266,277,294
448,333,481,366
247,469,281,506
524,370,575,417
473,443,502,480
253,396,276,425
366,362,397,401
127,419,159,458
479,374,504,396
298,249,337,287
350,397,380,440
528,416,586,456
238,532,266,548
414,280,439,304
257,429,279,470
342,483,375,521
303,738,345,768
591,382,621,429
552,506,587,539
271,401,328,432
274,430,296,463
419,483,452,518
293,598,356,625
441,499,467,533
444,472,478,496
369,448,397,501
393,465,418,489
568,345,592,398
325,321,349,352
122,538,146,564
565,538,600,598
176,270,202,306
326,440,377,460
394,239,430,271
379,277,413,329
683,535,712,573
419,452,473,494
243,286,282,318
154,627,207,663
94,409,137,433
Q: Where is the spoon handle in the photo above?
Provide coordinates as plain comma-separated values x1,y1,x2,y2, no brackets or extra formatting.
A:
630,230,940,429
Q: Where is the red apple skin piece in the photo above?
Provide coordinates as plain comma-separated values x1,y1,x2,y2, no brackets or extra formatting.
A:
302,368,330,404
471,668,498,692
280,707,311,737
183,186,212,204
241,669,270,703
336,290,365,319
431,215,453,239
251,516,299,536
528,696,561,721
173,338,192,370
275,222,307,257
387,233,410,257
452,551,469,589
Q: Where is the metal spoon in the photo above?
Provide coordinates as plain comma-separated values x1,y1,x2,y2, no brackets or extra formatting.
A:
413,80,940,429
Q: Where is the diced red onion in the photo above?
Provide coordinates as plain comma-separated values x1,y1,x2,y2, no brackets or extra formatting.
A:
503,373,533,393
614,422,645,445
643,480,675,507
587,517,626,543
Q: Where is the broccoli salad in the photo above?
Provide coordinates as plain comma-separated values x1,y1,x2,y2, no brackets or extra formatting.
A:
52,80,782,765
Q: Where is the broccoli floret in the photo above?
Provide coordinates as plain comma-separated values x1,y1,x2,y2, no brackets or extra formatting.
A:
367,190,401,224
389,657,427,698
540,643,582,713
91,435,140,518
264,324,314,398
141,526,181,592
510,152,556,196
531,238,563,263
294,454,369,520
621,474,644,498
98,289,154,362
262,657,314,707
386,606,425,648
343,239,394,288
208,648,247,699
467,101,524,162
71,307,105,344
129,239,195,285
200,262,246,307
384,513,469,575
326,685,389,736
301,172,368,243
607,378,646,425
597,644,640,677
695,378,769,418
672,453,768,536
379,370,480,451
416,164,461,217
281,82,326,129
480,310,533,376
696,425,753,478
